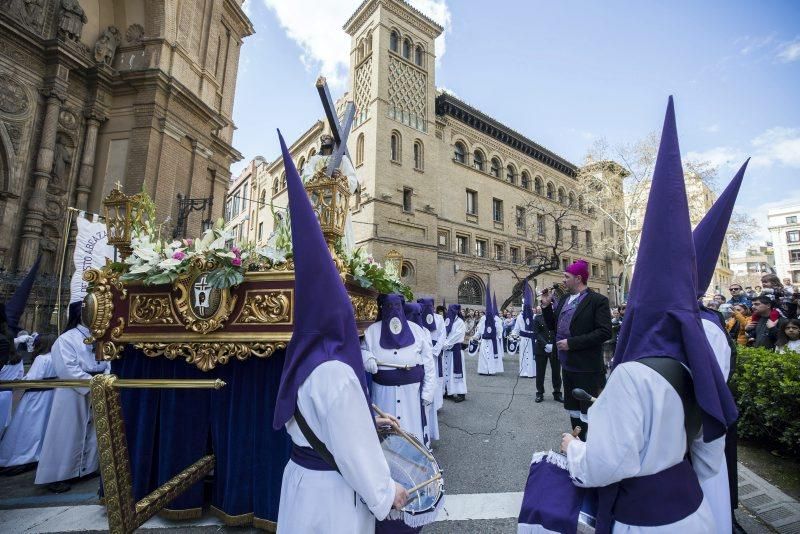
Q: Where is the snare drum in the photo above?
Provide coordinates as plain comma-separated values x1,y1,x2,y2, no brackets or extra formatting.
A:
377,426,444,528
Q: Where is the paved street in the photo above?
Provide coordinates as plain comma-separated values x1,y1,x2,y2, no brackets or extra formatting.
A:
0,351,783,533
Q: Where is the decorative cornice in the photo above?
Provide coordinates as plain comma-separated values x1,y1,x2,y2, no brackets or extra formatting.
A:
344,0,443,38
435,92,578,178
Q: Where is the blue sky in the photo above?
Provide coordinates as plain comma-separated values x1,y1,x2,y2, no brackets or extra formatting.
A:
232,0,800,248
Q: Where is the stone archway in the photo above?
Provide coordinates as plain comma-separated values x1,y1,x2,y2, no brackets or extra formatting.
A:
458,275,484,306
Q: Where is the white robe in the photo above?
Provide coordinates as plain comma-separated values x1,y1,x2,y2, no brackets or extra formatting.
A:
278,360,395,533
512,314,536,378
1,361,24,432
363,321,436,445
442,317,467,396
700,318,733,534
0,354,56,466
566,361,722,533
472,316,504,375
35,326,110,484
428,314,447,411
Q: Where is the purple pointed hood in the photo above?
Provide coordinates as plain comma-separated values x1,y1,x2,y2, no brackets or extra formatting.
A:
273,130,368,430
380,293,415,349
693,159,749,298
404,302,423,329
612,97,737,442
416,298,437,332
523,282,534,329
6,255,41,334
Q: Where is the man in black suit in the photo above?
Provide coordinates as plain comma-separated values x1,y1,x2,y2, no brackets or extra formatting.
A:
541,260,611,441
532,304,562,403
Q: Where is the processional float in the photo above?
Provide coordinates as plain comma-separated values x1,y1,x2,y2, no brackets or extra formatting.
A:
2,79,404,533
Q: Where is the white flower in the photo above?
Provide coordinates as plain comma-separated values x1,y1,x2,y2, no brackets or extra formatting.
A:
128,263,153,275
158,258,182,270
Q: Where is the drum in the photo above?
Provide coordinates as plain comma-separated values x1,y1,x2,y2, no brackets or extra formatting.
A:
378,425,444,528
467,339,479,355
517,450,595,534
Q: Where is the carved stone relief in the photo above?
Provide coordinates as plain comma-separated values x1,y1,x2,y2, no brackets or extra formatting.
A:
125,23,144,45
58,0,86,42
1,0,46,34
0,74,29,116
94,26,120,66
58,109,77,130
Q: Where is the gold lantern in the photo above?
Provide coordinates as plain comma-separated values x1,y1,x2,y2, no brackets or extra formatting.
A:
384,250,404,280
304,168,351,273
103,187,141,260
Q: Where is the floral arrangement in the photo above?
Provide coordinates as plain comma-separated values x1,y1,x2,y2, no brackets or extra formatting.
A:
116,191,413,299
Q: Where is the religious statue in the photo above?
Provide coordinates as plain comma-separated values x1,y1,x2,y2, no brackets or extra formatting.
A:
4,0,45,29
50,135,72,191
58,0,87,42
301,134,360,253
93,26,120,66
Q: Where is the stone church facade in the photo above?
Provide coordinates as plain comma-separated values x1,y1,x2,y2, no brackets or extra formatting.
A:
0,0,253,277
233,0,625,307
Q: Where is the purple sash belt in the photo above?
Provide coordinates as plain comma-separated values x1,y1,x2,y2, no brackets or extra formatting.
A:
433,341,443,378
595,459,702,533
373,364,424,386
519,331,535,339
450,343,463,378
291,445,336,471
482,326,499,356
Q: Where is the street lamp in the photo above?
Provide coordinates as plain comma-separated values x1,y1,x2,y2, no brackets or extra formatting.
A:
174,193,214,239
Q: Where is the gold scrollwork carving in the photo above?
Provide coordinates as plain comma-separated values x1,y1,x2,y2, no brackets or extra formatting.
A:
100,341,122,361
83,267,123,343
130,295,177,325
234,291,292,324
110,317,125,340
350,294,379,322
136,341,286,372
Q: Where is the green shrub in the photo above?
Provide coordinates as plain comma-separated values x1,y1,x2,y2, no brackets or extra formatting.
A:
732,346,800,456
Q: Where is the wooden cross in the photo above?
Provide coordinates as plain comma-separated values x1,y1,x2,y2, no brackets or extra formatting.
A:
316,76,356,177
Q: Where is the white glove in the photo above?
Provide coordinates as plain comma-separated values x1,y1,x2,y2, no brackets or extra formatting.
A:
545,343,553,353
364,356,378,374
422,397,433,407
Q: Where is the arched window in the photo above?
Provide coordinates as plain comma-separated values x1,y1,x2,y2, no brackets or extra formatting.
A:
458,276,484,306
308,147,317,158
472,150,485,171
357,40,364,62
521,171,531,190
506,165,516,185
280,171,287,189
402,38,411,59
365,31,373,53
272,178,279,195
413,140,424,170
390,31,399,52
454,141,466,163
415,45,424,66
558,187,566,204
546,182,555,200
259,189,266,205
490,157,501,177
297,156,306,174
356,133,365,166
568,192,575,207
578,195,585,212
390,131,401,162
534,176,543,195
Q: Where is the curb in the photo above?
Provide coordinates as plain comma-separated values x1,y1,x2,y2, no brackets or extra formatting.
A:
738,462,800,533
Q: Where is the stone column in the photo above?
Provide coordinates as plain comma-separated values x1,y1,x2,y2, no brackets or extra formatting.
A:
18,89,65,269
75,112,105,210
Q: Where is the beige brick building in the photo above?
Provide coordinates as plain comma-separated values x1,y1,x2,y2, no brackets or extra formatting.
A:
233,0,624,308
0,0,253,278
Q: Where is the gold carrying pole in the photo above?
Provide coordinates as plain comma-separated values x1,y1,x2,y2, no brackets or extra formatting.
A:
0,375,225,534
54,207,76,332
0,379,226,390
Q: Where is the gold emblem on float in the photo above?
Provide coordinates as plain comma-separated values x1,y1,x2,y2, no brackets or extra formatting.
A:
173,257,237,335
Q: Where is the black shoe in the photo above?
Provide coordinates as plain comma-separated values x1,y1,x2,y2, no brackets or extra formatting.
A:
553,391,564,403
454,394,465,403
47,482,72,493
535,394,544,403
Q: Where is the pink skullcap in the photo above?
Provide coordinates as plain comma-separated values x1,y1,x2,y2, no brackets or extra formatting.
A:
565,259,590,283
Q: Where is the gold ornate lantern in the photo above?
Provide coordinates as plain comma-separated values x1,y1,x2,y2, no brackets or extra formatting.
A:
304,168,351,273
103,188,136,260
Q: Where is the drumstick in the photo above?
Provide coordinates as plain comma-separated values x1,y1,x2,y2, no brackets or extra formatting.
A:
572,426,582,438
404,473,443,502
376,361,413,370
372,403,435,461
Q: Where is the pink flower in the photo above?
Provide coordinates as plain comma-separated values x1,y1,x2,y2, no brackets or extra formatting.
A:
172,251,186,260
231,257,242,267
231,246,241,256
184,239,193,247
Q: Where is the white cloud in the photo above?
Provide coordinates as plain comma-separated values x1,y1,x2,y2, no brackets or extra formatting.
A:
687,127,800,171
704,124,720,133
776,38,800,63
262,0,451,89
738,34,776,55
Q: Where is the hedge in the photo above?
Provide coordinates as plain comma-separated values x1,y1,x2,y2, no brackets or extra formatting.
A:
731,346,800,456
